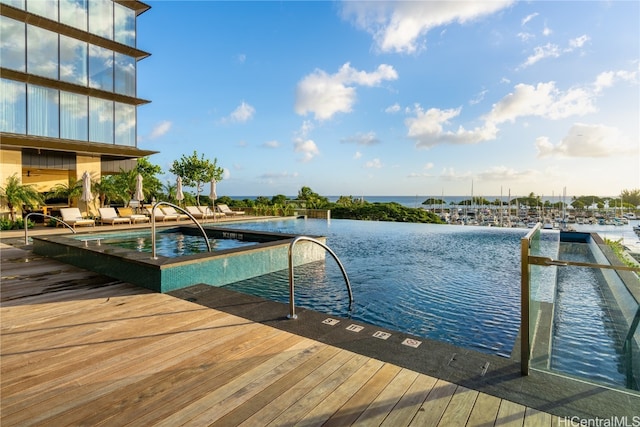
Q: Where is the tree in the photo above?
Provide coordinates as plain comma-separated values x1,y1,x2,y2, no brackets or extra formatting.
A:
296,186,329,208
109,157,163,205
0,174,44,221
49,176,82,207
621,188,640,207
170,151,224,205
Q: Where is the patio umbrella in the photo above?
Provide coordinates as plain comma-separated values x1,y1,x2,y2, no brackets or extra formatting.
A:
133,174,144,203
80,171,93,203
209,179,217,202
176,176,184,203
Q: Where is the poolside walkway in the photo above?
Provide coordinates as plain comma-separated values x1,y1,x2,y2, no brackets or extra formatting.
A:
0,242,563,426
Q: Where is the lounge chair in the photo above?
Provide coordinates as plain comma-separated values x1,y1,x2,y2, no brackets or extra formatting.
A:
160,206,189,221
186,206,209,219
98,208,131,226
217,204,245,216
199,206,225,219
117,207,150,224
60,207,96,229
145,206,179,222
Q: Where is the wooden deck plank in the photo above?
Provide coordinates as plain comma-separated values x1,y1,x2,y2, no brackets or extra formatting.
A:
116,328,306,426
467,391,502,426
211,345,342,427
265,353,371,426
378,371,437,427
495,399,527,426
3,311,254,425
323,362,402,427
408,379,458,426
295,357,386,426
524,406,553,427
437,386,479,427
236,348,357,427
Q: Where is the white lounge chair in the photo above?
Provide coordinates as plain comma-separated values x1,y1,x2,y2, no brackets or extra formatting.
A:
161,206,189,221
186,206,209,219
198,206,225,220
98,207,131,226
217,204,245,216
60,208,95,229
117,207,149,224
145,206,179,222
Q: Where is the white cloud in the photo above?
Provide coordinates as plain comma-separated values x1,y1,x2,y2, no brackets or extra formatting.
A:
353,151,362,160
469,89,488,105
236,53,246,63
536,123,634,158
476,166,538,182
262,140,280,149
294,139,319,162
405,105,498,148
485,81,595,123
521,12,538,26
522,43,561,67
149,121,172,139
259,171,299,179
594,69,638,93
424,162,434,170
223,101,255,123
341,1,513,54
569,34,589,48
385,103,401,113
364,158,382,169
341,131,380,145
295,63,398,121
440,167,472,181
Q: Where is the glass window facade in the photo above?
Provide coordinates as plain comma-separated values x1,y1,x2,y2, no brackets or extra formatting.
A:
59,0,88,31
26,0,58,21
60,91,88,141
0,79,27,134
88,44,114,91
114,53,136,96
60,35,88,86
27,25,59,79
88,0,113,40
27,85,59,138
114,102,135,146
89,97,113,144
114,2,135,47
0,16,25,72
0,0,25,9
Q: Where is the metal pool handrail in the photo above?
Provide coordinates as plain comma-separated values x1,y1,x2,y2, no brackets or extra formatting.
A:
24,212,76,244
287,235,353,319
151,201,211,259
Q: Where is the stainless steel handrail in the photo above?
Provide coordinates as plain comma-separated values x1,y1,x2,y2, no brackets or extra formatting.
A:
287,235,353,319
151,201,211,259
24,212,76,244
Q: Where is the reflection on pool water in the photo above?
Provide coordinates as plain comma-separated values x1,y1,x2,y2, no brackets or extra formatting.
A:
221,219,536,357
78,230,257,258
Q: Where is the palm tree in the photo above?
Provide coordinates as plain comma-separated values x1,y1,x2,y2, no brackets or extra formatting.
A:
0,174,44,221
49,177,82,207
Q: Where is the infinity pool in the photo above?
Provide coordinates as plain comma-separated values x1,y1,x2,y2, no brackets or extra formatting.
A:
220,219,539,357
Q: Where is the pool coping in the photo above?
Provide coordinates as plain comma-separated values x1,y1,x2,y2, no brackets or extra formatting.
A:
168,283,640,420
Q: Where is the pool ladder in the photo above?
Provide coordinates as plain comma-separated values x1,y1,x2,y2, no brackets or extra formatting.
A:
287,236,353,319
151,201,211,259
24,212,76,244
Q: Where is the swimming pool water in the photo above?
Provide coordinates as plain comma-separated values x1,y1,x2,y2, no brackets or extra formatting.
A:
95,230,256,257
221,219,532,357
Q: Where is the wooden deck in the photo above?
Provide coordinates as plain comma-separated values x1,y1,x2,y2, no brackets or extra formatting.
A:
0,244,559,426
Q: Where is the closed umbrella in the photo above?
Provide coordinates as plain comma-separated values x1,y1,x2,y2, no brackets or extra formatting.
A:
80,171,93,203
133,174,144,202
176,176,184,203
209,179,217,221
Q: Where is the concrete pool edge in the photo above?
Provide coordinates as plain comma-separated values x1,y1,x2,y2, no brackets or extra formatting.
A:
168,283,640,420
31,225,327,293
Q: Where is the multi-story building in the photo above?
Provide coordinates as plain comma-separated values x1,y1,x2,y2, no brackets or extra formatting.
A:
0,0,155,216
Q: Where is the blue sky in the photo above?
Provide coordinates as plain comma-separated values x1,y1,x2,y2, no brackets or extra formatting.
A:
136,1,639,198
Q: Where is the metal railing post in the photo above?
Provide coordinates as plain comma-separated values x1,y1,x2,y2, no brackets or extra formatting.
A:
151,201,211,259
520,231,531,375
24,212,76,244
287,236,353,319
